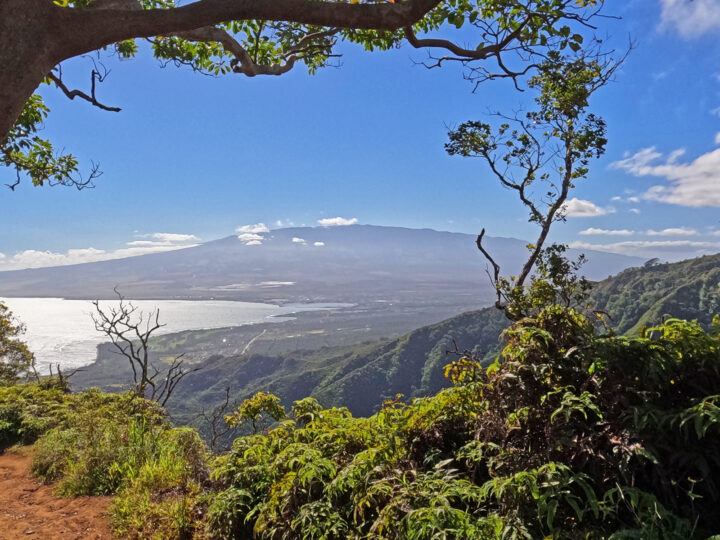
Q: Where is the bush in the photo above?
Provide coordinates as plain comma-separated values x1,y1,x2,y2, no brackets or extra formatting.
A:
110,427,209,540
31,390,169,495
0,379,70,449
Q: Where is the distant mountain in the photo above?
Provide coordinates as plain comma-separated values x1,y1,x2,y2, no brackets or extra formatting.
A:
0,225,643,309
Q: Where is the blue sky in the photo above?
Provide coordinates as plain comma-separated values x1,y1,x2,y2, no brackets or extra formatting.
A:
3,0,720,270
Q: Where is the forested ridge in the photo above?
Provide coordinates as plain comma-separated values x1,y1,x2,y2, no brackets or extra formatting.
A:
153,252,720,427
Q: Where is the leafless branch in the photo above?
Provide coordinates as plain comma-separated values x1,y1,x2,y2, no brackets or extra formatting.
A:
92,288,199,406
476,229,504,310
199,386,238,452
166,25,340,77
47,64,121,112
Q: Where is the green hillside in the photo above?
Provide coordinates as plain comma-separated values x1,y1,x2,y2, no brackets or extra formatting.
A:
75,252,720,429
590,254,720,335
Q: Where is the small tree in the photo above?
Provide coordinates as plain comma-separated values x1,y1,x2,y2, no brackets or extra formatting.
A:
92,290,200,406
445,48,624,319
0,301,36,385
225,391,286,434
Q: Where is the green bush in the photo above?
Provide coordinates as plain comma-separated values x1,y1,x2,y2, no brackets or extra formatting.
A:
0,379,71,448
31,391,169,495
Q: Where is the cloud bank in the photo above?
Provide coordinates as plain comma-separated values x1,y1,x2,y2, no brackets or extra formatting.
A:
0,233,199,271
611,142,720,207
659,0,720,37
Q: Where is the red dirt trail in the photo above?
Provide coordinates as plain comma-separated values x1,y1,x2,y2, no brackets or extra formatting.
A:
0,451,115,539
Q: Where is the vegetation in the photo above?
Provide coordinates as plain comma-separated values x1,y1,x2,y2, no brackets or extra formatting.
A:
92,292,200,406
206,305,720,538
446,50,617,317
0,300,36,385
126,251,717,430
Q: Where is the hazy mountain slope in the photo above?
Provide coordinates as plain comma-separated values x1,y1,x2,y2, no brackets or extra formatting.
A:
163,308,508,423
0,226,643,306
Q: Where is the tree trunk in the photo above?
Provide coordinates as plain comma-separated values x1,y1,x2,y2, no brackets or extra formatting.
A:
0,0,60,141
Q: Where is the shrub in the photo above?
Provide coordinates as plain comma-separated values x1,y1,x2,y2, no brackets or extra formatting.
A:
110,427,209,540
30,390,168,495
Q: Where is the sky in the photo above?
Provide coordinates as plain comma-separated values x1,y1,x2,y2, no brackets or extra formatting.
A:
3,0,720,270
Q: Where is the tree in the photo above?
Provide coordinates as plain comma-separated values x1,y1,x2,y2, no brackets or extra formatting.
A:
445,48,624,319
1,0,603,190
0,301,36,385
91,291,200,406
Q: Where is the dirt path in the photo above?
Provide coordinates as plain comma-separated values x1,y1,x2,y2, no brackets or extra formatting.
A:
0,451,115,539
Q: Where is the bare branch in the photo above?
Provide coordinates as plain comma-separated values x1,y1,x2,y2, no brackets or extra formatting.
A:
476,229,503,310
47,68,121,112
92,289,197,406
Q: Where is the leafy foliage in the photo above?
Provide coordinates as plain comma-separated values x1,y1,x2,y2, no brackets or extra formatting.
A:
1,95,95,191
5,0,605,190
0,301,36,385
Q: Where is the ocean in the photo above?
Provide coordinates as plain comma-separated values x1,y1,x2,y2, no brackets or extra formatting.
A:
1,297,344,371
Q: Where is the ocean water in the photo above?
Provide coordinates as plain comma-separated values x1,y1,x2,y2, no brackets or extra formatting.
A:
1,298,344,371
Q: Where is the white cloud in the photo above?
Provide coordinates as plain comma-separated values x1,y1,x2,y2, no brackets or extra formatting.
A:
292,237,306,244
659,0,720,37
0,231,203,271
562,198,612,217
236,223,269,234
237,233,264,245
0,244,198,271
715,132,720,145
148,232,198,243
127,240,167,247
646,227,697,236
611,141,720,207
630,208,641,214
317,217,358,227
611,196,622,201
579,228,635,236
314,242,326,247
570,239,720,259
712,107,720,118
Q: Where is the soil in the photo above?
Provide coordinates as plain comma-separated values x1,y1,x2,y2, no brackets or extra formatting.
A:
0,451,115,539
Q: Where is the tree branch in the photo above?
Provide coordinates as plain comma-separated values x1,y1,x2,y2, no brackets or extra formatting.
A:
56,0,442,61
47,70,121,112
170,25,339,77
